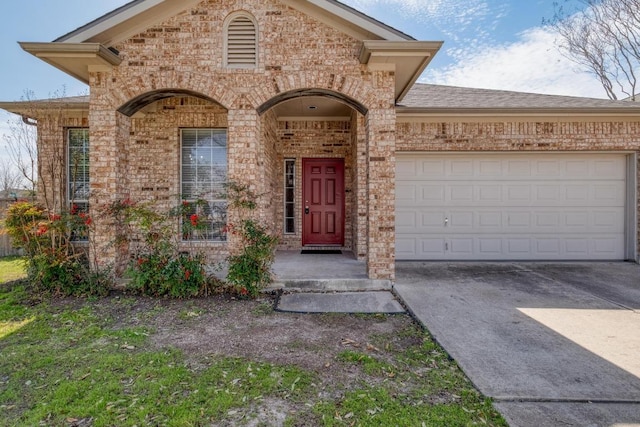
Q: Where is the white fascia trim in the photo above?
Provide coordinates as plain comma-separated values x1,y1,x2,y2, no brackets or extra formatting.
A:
58,0,165,43
305,0,411,41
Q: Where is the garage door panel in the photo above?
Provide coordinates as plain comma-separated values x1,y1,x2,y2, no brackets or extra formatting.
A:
449,160,474,177
535,160,562,176
395,235,626,260
396,183,416,202
423,185,446,203
593,238,622,256
448,185,472,203
506,160,531,177
395,238,417,258
506,185,532,202
593,184,626,204
421,211,446,229
594,159,626,178
478,211,502,228
396,153,627,261
450,238,474,255
395,211,417,231
396,159,418,179
592,210,624,230
479,160,503,176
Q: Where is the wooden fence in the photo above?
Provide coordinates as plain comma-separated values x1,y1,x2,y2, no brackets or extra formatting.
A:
0,199,22,258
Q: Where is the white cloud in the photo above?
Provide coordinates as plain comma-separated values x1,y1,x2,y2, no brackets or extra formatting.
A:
423,26,607,98
344,0,507,43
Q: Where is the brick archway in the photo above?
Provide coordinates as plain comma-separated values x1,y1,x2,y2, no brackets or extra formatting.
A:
117,89,227,117
257,88,368,116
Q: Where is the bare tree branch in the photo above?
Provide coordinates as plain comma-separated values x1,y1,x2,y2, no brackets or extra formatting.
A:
3,91,38,197
0,158,23,194
549,0,640,100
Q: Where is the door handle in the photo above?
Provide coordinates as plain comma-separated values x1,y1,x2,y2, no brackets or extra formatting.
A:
444,217,448,227
305,206,310,215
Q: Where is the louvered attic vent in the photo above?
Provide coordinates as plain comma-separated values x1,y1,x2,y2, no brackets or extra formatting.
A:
226,16,257,67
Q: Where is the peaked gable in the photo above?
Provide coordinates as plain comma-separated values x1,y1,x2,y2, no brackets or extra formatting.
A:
56,0,413,47
20,0,440,102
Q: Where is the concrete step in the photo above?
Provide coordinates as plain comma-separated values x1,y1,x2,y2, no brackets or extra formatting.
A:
267,278,392,292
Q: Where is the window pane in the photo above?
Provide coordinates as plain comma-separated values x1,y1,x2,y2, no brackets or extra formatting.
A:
68,129,90,241
286,218,295,234
285,203,294,218
284,160,295,234
181,129,227,241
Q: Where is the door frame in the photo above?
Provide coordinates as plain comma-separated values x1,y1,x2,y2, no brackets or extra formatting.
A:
302,157,345,246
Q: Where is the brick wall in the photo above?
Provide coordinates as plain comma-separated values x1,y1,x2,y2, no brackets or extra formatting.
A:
83,0,398,279
396,120,640,152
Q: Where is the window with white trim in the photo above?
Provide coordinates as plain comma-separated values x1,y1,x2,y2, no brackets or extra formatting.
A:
181,129,227,241
68,128,90,241
225,12,258,68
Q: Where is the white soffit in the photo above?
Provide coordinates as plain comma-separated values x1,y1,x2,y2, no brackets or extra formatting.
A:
19,42,122,84
360,40,443,102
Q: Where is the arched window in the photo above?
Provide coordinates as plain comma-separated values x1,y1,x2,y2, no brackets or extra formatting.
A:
224,12,258,68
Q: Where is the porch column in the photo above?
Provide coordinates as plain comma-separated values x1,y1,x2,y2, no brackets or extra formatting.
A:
89,95,131,272
227,108,267,248
365,108,396,281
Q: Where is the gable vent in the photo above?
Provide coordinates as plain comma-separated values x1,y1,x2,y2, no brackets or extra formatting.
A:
226,16,257,68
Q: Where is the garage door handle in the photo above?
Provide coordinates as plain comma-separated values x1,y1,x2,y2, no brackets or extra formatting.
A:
444,217,448,227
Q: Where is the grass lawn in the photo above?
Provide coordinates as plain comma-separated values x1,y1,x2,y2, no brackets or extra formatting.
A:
0,257,26,284
0,257,507,426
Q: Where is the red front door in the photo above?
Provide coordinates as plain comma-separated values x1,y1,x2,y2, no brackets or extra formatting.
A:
302,158,345,246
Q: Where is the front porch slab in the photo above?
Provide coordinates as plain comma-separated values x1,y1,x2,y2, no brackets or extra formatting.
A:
269,250,391,291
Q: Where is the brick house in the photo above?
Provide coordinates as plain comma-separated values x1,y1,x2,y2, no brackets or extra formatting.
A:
2,0,640,282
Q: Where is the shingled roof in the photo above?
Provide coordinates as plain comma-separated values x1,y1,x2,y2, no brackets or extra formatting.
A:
398,83,640,114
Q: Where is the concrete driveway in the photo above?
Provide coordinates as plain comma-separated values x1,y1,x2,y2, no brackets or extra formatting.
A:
394,262,640,427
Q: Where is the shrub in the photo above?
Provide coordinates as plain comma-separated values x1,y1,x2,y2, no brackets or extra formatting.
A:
225,183,279,298
104,199,210,298
4,201,109,296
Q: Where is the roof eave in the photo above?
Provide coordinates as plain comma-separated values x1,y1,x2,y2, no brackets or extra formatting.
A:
360,41,443,103
19,42,122,84
280,0,415,42
0,99,90,121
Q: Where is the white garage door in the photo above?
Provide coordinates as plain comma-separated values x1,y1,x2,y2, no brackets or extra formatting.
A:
396,153,627,260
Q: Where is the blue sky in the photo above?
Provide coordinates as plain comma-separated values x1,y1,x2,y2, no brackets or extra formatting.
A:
0,0,603,171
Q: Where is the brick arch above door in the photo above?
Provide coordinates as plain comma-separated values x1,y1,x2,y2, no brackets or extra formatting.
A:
257,88,368,117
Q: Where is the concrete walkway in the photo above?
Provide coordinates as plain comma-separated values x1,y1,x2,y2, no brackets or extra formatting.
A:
277,291,405,314
394,262,640,427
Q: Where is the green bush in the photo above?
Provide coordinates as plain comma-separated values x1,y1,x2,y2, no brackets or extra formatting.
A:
105,199,210,298
225,183,279,298
129,252,206,298
3,201,109,296
226,219,278,298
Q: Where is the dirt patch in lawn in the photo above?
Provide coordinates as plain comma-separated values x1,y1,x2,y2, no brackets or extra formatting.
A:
98,293,420,388
3,285,506,426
